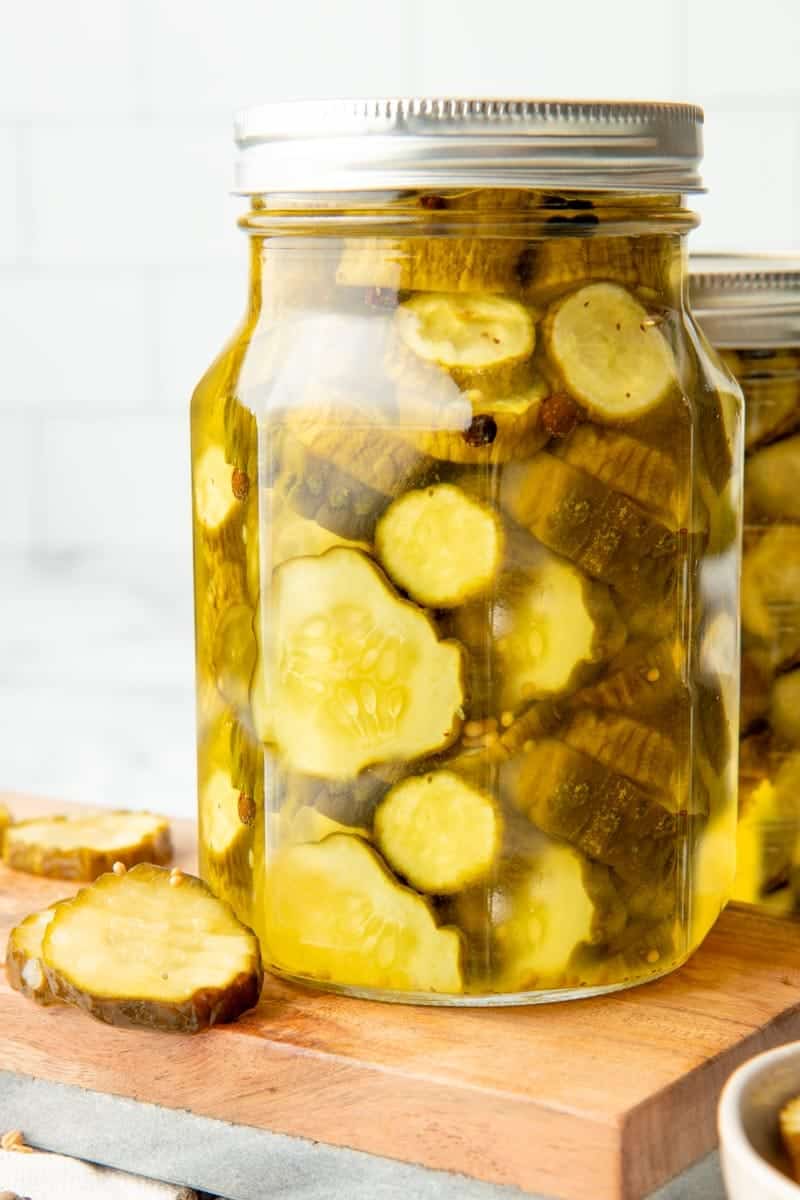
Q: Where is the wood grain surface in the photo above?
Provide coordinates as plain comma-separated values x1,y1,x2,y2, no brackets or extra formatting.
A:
1,792,799,1200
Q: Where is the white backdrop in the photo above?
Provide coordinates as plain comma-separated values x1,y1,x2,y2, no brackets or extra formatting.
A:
2,0,799,816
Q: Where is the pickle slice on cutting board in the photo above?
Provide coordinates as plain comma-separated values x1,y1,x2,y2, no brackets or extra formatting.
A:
557,424,679,522
6,905,60,1005
741,527,800,666
265,833,463,993
393,292,536,391
492,842,626,992
563,709,677,795
544,283,677,423
745,434,800,522
395,372,550,465
375,483,503,608
501,452,677,603
41,864,263,1031
268,547,465,778
3,812,173,881
771,670,800,746
507,739,677,882
374,770,500,895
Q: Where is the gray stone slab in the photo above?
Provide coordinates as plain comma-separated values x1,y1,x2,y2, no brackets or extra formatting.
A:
0,1071,725,1200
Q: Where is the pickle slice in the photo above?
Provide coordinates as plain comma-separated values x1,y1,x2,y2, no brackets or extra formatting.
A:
201,767,252,889
267,487,370,567
282,804,370,846
265,833,463,993
278,403,434,541
491,559,625,712
393,292,535,390
336,236,521,294
41,864,263,1031
544,283,676,423
493,842,625,991
395,372,550,465
569,637,681,715
211,602,257,719
741,527,800,667
508,739,677,882
771,670,800,746
745,435,800,522
6,905,59,1005
375,483,503,608
374,770,500,895
558,425,678,522
563,709,677,795
780,1096,800,1184
501,452,677,603
3,812,173,881
268,547,464,778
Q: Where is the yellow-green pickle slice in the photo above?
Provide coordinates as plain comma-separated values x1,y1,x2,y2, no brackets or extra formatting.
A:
374,770,501,895
3,811,173,881
375,483,503,608
41,864,263,1031
265,833,464,993
6,905,60,1004
263,547,465,778
543,282,677,423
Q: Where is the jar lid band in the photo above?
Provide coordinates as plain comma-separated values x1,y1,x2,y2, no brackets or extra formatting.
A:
234,97,704,195
690,254,800,347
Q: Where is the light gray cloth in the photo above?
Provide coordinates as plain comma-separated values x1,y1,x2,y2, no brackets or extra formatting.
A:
0,1147,201,1200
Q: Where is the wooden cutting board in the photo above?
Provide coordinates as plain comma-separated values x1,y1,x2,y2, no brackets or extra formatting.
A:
1,792,799,1200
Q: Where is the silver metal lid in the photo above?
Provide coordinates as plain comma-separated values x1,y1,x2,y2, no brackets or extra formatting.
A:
234,97,704,195
690,254,800,347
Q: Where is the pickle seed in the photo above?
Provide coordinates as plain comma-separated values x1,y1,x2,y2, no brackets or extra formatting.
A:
462,415,497,447
231,468,250,502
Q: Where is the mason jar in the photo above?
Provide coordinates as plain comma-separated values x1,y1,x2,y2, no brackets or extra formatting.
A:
692,256,800,917
191,99,743,1005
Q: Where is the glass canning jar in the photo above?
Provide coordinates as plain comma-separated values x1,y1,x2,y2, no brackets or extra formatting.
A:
191,99,744,1005
692,255,800,918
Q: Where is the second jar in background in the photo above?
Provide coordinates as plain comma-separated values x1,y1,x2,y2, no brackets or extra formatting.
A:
692,256,800,916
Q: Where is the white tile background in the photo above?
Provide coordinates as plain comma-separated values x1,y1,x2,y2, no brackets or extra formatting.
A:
2,0,799,818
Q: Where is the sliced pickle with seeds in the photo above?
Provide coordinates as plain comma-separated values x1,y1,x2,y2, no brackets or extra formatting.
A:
3,812,173,881
375,770,500,895
264,833,464,993
501,452,677,603
506,739,677,883
375,483,503,608
557,424,679,522
544,283,677,423
563,709,677,796
393,292,536,391
41,864,263,1032
268,547,465,778
6,905,60,1004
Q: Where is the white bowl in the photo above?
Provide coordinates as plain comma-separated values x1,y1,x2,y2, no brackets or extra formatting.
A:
718,1041,800,1200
